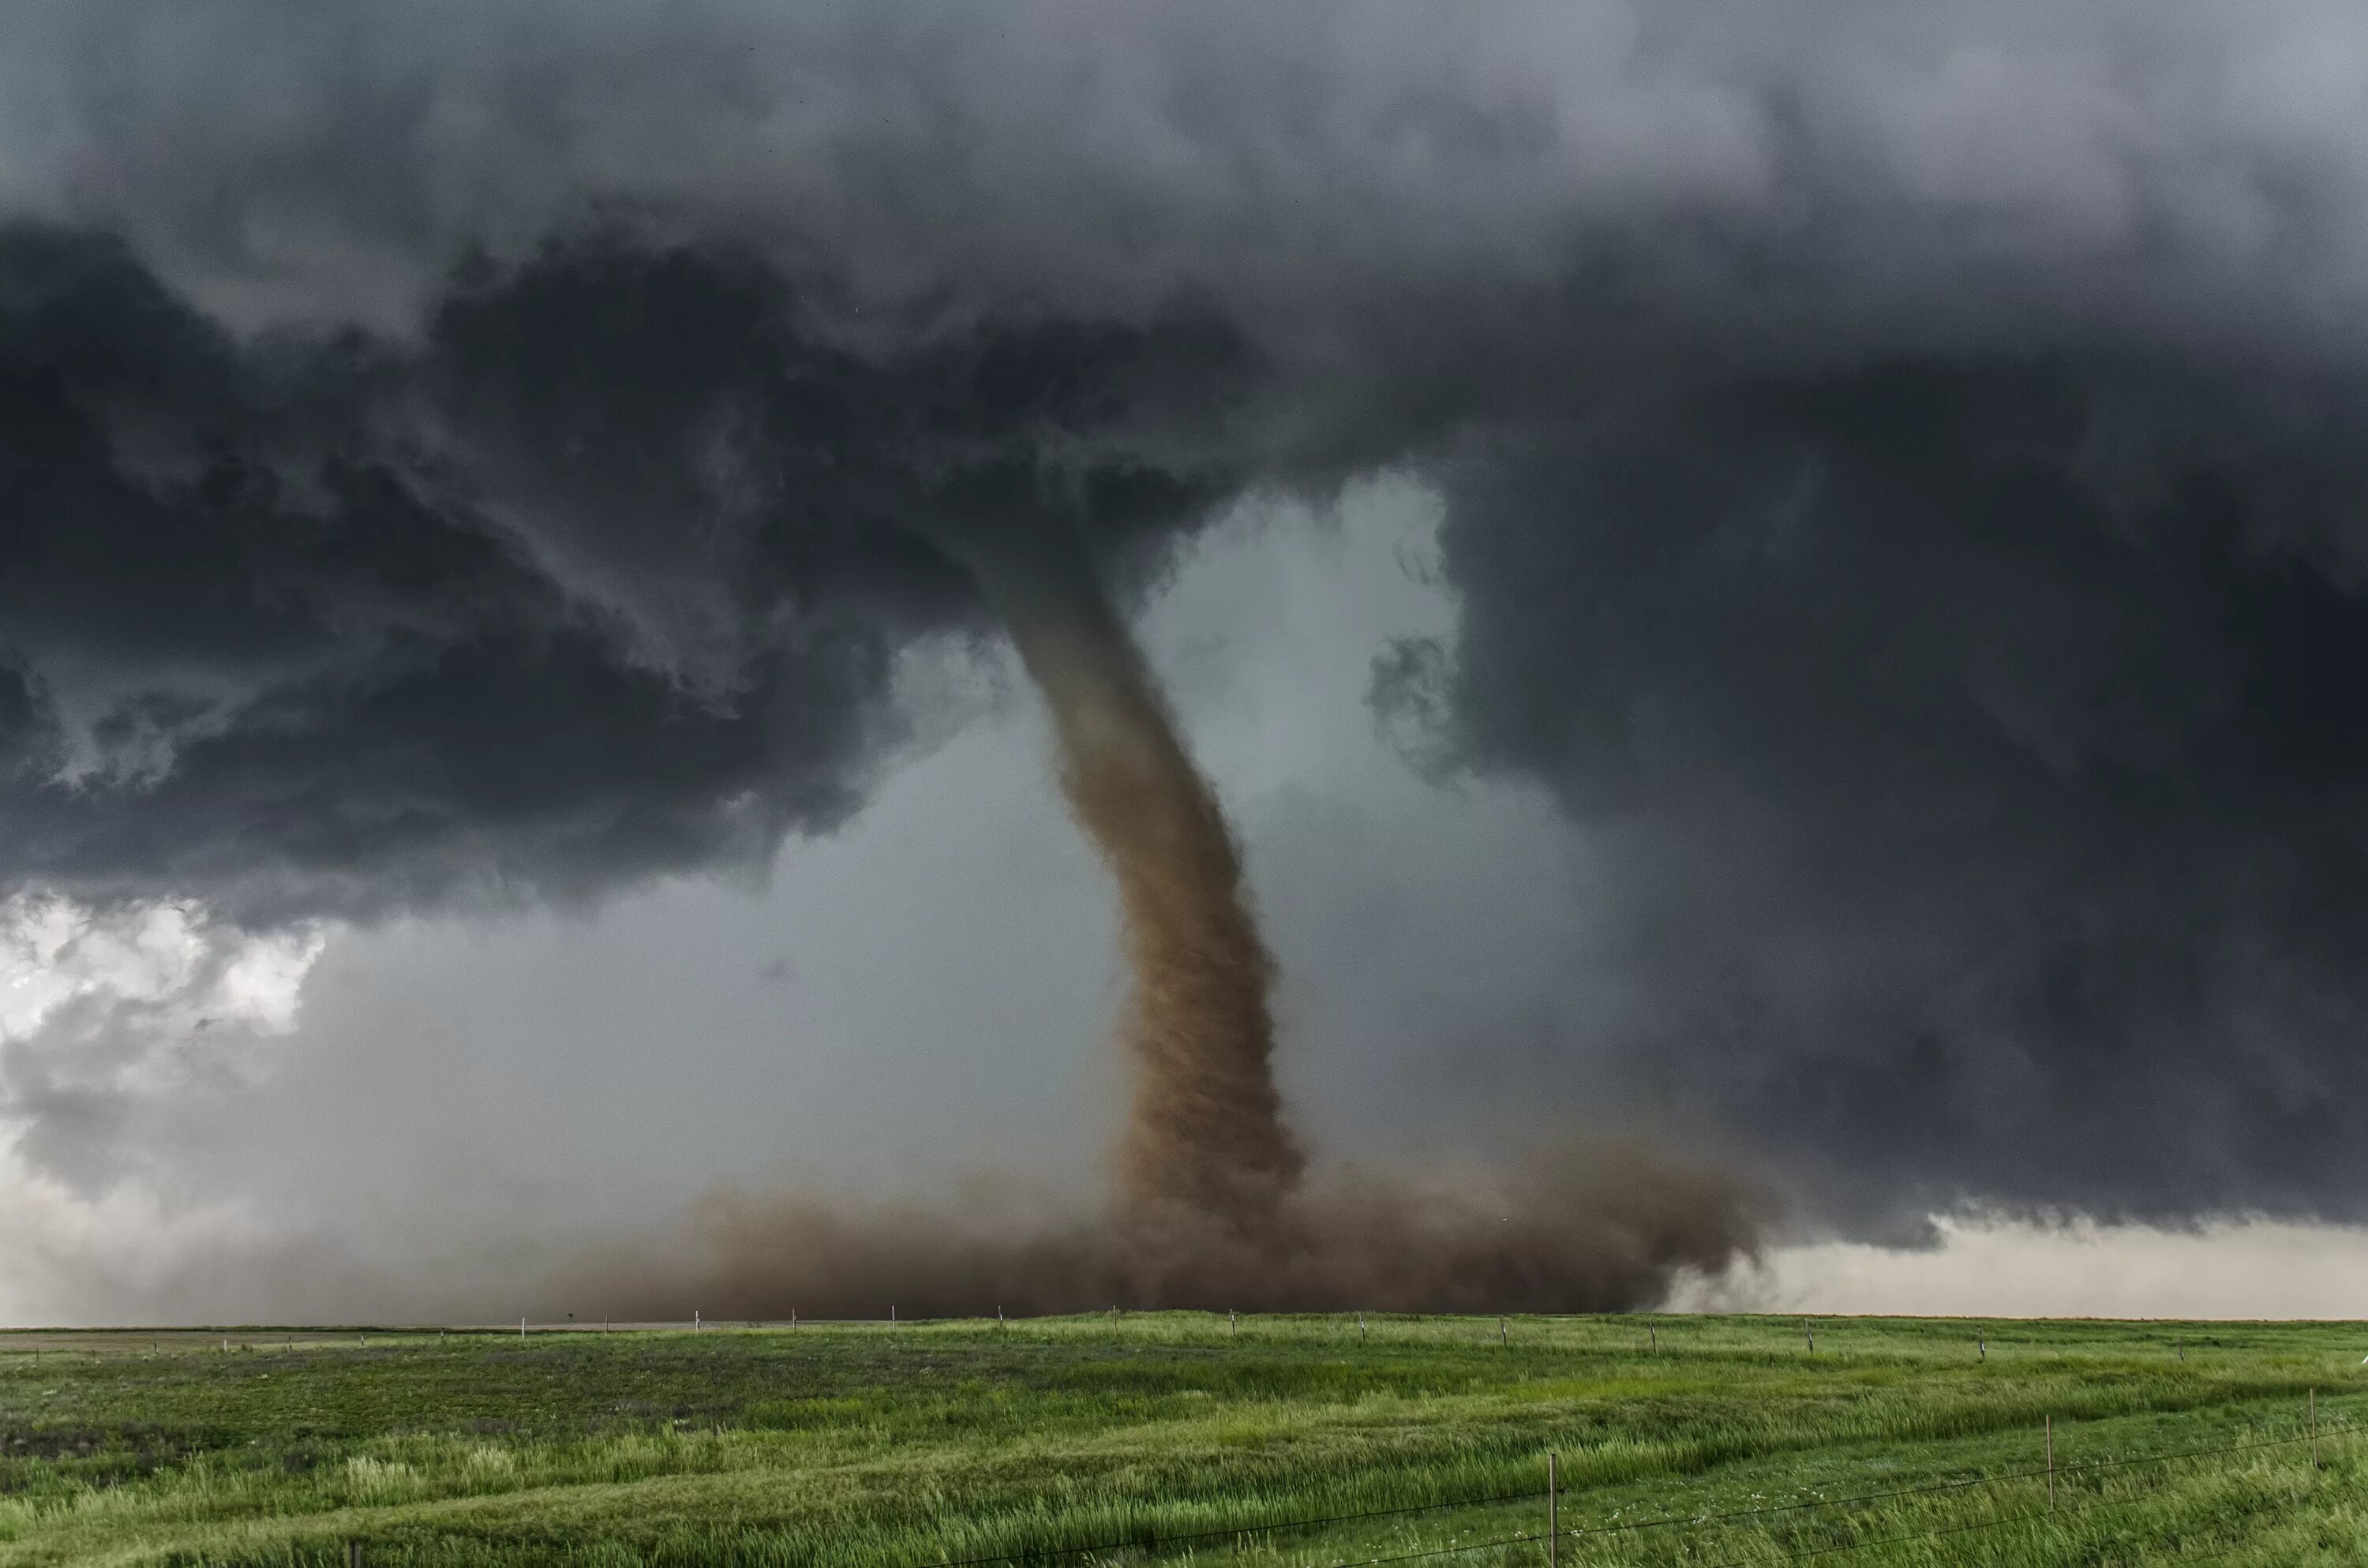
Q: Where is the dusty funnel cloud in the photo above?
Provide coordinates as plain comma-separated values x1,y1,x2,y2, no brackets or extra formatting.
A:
696,508,1763,1309
967,520,1302,1234
538,515,1767,1315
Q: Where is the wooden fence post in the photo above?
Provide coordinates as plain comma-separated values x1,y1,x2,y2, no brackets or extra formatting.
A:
2046,1416,2055,1510
1547,1450,1559,1568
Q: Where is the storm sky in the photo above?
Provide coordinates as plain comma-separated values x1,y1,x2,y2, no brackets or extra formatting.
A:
8,0,2368,1320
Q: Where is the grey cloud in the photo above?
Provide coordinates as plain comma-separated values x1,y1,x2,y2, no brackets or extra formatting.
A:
0,222,1256,924
1396,360,2368,1231
9,2,2368,366
7,0,2368,1236
0,901,298,1199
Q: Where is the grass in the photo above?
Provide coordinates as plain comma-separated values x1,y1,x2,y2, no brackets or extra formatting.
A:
0,1314,2362,1566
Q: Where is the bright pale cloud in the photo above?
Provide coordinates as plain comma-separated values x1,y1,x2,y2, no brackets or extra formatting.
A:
1746,1218,2368,1320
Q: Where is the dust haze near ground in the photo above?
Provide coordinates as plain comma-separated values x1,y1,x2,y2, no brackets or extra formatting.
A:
554,1143,1759,1319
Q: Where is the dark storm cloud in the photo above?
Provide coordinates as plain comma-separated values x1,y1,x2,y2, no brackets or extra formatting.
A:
1386,361,2368,1231
7,0,2368,1232
0,223,1255,922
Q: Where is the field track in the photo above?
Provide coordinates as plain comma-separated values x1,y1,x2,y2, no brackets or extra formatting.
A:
2,1313,2362,1567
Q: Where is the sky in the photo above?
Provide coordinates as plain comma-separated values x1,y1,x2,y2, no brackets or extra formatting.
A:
8,0,2368,1321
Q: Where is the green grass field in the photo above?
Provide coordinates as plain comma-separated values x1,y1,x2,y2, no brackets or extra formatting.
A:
2,1314,2362,1567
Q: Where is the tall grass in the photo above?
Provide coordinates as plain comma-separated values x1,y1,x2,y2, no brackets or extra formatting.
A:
0,1314,2360,1566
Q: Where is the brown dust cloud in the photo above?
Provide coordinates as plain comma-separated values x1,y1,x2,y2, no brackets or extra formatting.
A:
558,528,1761,1318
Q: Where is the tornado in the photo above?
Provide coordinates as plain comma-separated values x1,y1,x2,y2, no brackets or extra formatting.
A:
966,524,1304,1237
